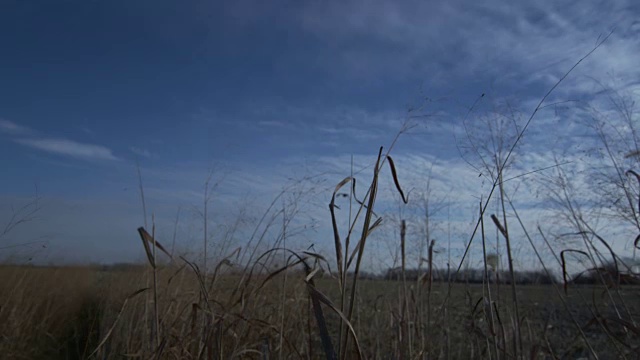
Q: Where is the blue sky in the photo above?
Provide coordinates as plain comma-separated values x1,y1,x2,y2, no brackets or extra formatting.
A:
1,1,639,271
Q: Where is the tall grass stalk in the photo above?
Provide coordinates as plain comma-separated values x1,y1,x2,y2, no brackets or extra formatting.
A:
279,199,287,360
480,200,500,359
152,217,160,351
340,147,383,360
496,166,523,357
506,194,600,359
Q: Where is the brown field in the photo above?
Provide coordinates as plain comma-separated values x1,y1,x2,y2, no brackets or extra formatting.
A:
0,264,638,359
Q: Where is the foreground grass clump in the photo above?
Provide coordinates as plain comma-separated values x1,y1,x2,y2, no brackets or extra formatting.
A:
0,263,314,359
0,265,103,359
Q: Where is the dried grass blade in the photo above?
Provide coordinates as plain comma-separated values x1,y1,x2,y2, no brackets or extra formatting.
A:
345,242,360,270
302,250,330,263
190,303,199,339
138,227,155,268
180,256,211,309
167,263,187,285
490,214,508,239
88,288,149,358
624,150,640,159
344,217,383,269
138,227,174,261
386,155,408,204
306,282,337,359
306,267,322,282
607,317,640,335
626,169,640,214
347,178,378,217
208,258,232,291
341,146,383,360
330,176,353,285
207,248,241,291
307,283,363,360
303,251,333,274
560,249,589,294
152,338,167,360
257,258,304,291
575,230,622,281
368,217,384,234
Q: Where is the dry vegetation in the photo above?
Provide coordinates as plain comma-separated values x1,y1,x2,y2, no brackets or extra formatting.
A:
0,263,638,359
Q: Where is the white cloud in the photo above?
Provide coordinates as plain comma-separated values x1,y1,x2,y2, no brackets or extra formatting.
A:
1,118,119,162
293,0,638,95
15,138,119,161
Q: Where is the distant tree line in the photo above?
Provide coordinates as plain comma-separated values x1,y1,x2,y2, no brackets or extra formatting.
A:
378,260,640,286
382,267,558,285
568,260,640,286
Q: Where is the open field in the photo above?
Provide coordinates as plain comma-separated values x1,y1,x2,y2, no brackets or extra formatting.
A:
1,264,638,359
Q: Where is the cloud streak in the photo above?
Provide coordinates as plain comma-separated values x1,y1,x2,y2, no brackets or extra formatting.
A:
293,0,638,100
0,119,32,135
15,138,119,161
1,119,120,161
130,146,153,158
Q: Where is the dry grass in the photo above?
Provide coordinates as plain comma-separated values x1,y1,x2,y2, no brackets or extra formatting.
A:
0,263,309,359
0,264,638,359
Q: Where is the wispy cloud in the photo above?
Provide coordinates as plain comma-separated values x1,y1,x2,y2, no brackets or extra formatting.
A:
82,127,95,135
294,0,636,95
228,102,407,146
1,118,119,161
258,120,286,128
0,119,32,135
130,146,153,158
15,138,119,161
